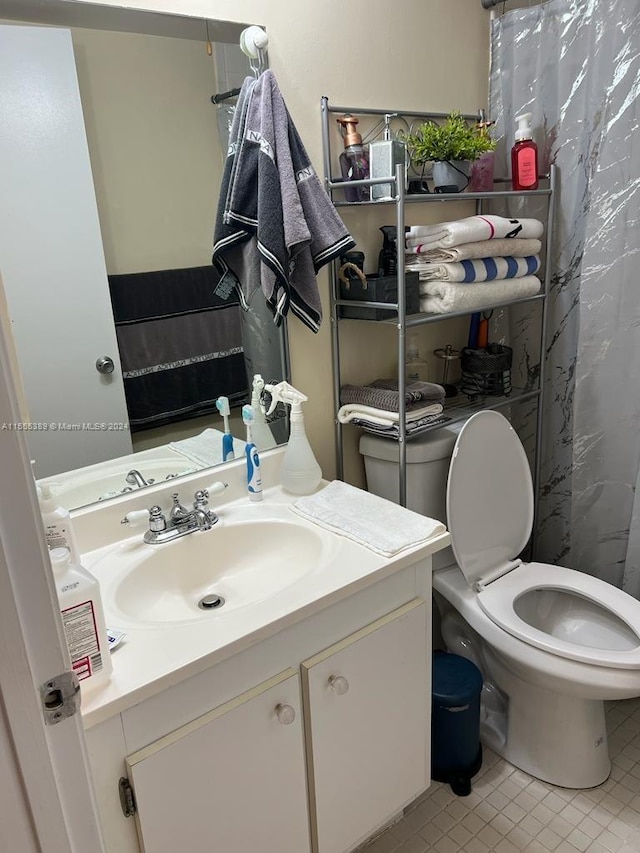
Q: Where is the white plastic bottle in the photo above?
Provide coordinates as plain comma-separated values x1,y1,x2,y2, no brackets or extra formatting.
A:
38,484,80,564
264,381,322,495
50,547,112,688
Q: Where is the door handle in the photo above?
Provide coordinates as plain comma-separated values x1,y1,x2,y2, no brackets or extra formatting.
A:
95,356,115,374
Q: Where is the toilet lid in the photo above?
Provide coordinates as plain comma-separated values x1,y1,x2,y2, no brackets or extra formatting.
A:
447,411,533,587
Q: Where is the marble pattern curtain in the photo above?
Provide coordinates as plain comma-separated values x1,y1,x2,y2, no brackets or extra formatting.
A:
490,0,640,592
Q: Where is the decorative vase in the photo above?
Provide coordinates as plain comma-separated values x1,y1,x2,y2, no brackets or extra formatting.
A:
468,151,495,192
432,160,470,193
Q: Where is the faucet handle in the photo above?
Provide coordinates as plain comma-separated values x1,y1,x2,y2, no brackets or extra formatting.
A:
194,482,228,505
121,508,150,527
205,481,228,498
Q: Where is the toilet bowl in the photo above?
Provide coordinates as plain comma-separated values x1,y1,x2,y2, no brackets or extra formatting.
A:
360,411,640,788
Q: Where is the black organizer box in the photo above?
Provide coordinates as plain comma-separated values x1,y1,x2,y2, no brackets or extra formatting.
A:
339,271,420,321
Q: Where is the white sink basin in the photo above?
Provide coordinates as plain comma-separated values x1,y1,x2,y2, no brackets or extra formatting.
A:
93,514,332,626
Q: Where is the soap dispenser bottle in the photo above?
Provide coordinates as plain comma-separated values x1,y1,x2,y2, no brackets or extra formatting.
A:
369,113,407,201
336,115,369,203
264,381,322,495
37,483,80,564
511,112,538,190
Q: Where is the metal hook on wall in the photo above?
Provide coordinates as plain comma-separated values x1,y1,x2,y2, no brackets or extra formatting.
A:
239,25,269,78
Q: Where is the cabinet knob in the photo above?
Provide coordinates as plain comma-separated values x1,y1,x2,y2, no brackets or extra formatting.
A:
328,675,349,695
275,703,296,725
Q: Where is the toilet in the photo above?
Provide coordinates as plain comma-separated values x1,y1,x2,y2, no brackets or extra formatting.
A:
360,410,640,788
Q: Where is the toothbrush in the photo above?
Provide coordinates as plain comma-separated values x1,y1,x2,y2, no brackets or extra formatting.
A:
242,405,263,502
215,396,235,461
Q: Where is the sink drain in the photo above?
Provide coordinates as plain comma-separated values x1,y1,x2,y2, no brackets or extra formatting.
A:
198,593,226,611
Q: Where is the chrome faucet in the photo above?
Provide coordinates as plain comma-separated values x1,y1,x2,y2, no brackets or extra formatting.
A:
121,482,228,544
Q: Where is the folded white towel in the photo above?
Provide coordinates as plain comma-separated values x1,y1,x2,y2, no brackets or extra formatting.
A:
169,428,246,468
405,237,542,260
419,276,541,314
337,402,444,427
406,215,544,249
407,255,541,283
291,480,446,557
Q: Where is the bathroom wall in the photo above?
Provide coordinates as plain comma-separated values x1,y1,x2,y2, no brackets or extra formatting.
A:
70,25,224,275
59,0,492,481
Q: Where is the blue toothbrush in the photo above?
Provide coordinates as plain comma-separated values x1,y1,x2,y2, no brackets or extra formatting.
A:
215,396,235,461
242,405,263,502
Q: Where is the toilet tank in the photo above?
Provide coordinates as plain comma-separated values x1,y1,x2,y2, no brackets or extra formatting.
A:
359,429,459,524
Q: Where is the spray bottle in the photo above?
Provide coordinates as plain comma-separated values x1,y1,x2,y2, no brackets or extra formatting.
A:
264,381,321,495
250,374,276,450
215,396,235,461
242,405,263,501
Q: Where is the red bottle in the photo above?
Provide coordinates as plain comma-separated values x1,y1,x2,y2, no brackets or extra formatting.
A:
511,113,538,191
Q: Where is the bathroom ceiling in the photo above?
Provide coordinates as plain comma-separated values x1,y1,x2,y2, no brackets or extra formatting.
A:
0,0,252,43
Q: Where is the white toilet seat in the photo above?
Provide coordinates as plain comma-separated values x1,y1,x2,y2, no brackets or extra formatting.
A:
446,411,640,671
477,561,640,669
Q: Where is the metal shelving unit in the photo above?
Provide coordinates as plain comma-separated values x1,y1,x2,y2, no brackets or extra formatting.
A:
321,97,556,541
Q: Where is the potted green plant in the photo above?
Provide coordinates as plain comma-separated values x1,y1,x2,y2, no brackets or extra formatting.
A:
405,111,496,192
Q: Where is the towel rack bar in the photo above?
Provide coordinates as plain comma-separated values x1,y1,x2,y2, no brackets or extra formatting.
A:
324,103,477,122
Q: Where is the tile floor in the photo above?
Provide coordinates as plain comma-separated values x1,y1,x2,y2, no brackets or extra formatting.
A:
363,697,640,853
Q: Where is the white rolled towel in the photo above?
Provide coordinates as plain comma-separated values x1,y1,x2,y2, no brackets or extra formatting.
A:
406,215,544,249
404,237,542,260
419,276,541,314
407,255,541,283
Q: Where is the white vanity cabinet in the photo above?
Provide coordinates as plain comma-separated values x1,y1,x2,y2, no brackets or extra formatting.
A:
84,559,434,853
303,600,428,853
125,669,310,853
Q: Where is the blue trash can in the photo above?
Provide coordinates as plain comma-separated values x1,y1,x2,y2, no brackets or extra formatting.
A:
431,651,484,796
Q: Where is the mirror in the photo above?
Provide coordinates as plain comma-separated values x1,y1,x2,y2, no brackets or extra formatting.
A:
0,1,288,510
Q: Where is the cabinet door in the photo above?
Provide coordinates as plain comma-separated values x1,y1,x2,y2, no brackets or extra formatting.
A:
302,599,429,853
126,668,310,853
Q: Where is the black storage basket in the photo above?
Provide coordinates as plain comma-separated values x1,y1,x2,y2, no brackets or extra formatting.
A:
461,343,512,398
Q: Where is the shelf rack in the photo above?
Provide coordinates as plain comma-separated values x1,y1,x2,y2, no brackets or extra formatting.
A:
321,97,556,546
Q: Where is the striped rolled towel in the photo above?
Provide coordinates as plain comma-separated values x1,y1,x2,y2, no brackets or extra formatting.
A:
405,215,544,250
406,255,541,283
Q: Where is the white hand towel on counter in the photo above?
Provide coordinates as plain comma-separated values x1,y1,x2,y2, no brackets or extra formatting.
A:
169,428,246,468
406,215,544,249
406,255,541,283
337,402,444,427
405,236,542,260
419,276,541,315
291,480,446,557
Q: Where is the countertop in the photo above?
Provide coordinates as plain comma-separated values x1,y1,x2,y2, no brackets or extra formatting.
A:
79,485,450,729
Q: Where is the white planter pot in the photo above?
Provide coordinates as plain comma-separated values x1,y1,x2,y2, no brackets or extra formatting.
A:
432,160,470,192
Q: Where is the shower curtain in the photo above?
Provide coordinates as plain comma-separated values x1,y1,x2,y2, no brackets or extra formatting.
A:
490,0,640,593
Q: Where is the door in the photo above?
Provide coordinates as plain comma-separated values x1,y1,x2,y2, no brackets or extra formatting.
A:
0,303,106,852
302,599,429,853
126,669,311,853
0,25,132,478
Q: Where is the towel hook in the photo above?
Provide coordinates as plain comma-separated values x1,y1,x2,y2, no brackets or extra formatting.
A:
240,26,269,78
